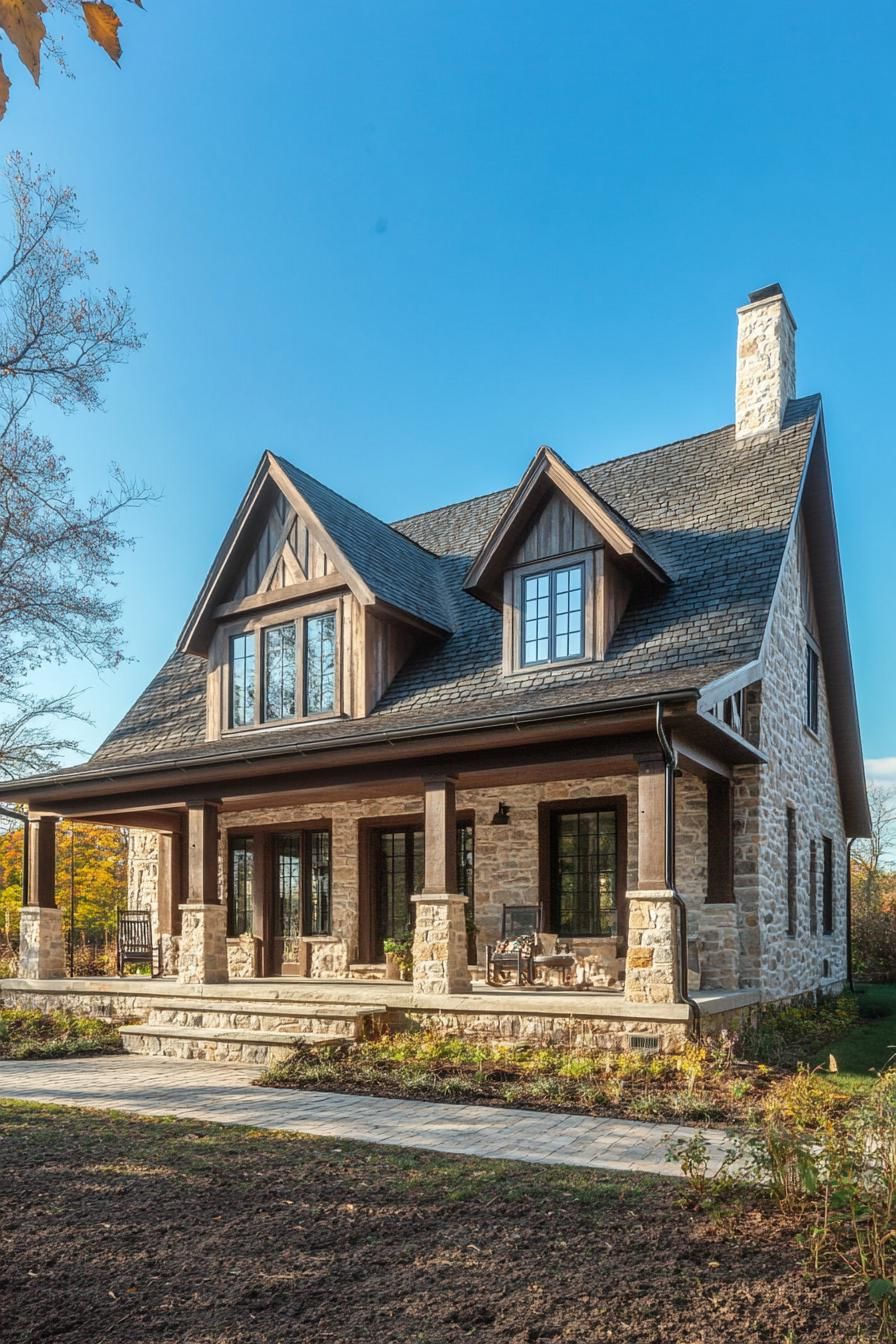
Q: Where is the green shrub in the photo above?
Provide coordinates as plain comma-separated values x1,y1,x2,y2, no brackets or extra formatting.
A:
853,909,896,982
0,1008,122,1059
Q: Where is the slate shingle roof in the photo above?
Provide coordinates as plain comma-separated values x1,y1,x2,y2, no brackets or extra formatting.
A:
81,396,819,775
275,456,452,633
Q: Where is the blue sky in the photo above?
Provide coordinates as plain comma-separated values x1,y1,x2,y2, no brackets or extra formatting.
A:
3,1,894,777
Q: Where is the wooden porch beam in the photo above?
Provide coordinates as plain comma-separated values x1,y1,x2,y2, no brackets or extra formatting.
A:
27,815,57,909
635,752,668,891
52,809,186,832
186,802,220,904
706,779,735,904
423,777,458,895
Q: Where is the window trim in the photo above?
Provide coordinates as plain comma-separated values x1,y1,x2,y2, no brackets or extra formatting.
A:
221,597,342,734
520,562,586,667
822,835,834,936
805,636,820,736
227,834,255,937
786,806,798,937
537,796,627,944
504,550,597,676
225,821,334,958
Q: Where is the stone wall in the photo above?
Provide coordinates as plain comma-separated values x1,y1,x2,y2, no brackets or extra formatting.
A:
753,521,848,998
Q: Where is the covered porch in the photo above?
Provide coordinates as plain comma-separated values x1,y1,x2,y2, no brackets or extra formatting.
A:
5,698,762,1047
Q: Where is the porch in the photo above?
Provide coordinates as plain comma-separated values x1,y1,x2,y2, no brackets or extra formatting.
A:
5,701,762,1050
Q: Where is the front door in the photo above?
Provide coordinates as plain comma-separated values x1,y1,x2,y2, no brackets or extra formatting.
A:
272,832,302,974
372,827,424,962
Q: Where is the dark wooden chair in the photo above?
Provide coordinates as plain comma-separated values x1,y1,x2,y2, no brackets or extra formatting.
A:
116,910,162,977
486,905,542,986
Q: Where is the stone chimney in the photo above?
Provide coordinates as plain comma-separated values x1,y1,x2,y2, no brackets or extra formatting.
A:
734,283,796,439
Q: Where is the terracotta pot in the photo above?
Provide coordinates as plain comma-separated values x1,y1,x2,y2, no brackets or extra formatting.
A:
385,952,402,981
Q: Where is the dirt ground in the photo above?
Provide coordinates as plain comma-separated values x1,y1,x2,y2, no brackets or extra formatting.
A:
0,1100,872,1344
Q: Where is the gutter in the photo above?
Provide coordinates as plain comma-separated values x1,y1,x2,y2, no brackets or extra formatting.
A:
0,805,28,906
845,836,855,993
654,703,702,1038
0,687,701,800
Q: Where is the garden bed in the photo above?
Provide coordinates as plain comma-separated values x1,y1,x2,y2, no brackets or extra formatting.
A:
258,991,881,1128
0,1008,122,1060
0,1100,872,1344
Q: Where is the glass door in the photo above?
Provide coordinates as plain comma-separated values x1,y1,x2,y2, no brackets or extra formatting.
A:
373,827,424,961
273,833,302,973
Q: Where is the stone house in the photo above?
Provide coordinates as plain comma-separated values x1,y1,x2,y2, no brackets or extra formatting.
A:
0,284,870,1056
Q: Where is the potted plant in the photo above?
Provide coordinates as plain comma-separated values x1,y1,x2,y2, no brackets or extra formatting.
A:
383,934,413,981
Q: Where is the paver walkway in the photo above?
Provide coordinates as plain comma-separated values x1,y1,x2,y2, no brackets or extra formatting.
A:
0,1055,734,1177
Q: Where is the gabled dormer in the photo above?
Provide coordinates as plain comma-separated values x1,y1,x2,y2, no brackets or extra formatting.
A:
464,446,668,674
177,452,452,740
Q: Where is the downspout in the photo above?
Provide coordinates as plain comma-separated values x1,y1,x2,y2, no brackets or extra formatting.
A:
654,703,702,1039
845,836,855,994
0,805,28,907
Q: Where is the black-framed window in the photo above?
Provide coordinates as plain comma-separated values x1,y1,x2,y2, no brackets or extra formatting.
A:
230,633,255,727
228,836,254,936
806,643,819,733
822,836,834,935
274,834,302,940
809,838,818,935
549,806,617,937
305,829,332,935
522,564,584,666
264,622,296,722
457,822,475,904
305,612,336,715
786,807,797,936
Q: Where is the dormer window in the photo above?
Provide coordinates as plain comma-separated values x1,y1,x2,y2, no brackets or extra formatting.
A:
522,564,584,665
226,606,340,730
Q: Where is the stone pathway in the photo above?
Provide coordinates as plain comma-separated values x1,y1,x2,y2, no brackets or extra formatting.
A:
0,1055,734,1177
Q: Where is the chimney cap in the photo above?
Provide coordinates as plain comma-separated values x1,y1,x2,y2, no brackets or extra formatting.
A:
747,282,785,304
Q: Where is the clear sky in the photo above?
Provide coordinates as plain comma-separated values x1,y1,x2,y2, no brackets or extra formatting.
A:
3,1,894,781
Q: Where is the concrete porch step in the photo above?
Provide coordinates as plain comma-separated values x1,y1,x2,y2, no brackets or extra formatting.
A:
120,1022,352,1066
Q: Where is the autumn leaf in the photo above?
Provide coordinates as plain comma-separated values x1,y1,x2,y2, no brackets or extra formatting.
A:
0,0,48,83
82,1,121,64
0,54,10,116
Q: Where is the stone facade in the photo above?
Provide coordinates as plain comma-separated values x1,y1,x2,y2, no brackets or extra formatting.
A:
750,522,848,999
624,891,679,1004
178,904,228,984
411,894,471,995
129,828,179,975
18,907,65,979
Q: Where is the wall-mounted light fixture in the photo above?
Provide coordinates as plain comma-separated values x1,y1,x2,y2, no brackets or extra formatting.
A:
491,801,511,826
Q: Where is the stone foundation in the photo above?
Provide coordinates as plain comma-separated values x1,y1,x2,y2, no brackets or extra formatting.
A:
411,894,471,995
624,890,679,1004
226,934,259,978
18,907,65,980
178,904,228,984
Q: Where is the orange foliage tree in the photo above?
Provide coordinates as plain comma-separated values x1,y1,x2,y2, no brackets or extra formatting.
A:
0,820,127,945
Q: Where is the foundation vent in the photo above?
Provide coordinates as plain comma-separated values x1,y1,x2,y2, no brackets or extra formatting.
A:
628,1034,660,1054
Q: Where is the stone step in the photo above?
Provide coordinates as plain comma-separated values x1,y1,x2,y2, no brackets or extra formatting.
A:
120,1023,352,1066
145,1002,387,1038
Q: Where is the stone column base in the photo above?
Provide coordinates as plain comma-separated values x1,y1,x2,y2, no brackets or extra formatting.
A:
623,889,680,1005
411,894,471,995
178,904,229,984
18,906,66,979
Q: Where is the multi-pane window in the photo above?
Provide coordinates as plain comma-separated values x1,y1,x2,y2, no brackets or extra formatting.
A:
264,623,296,721
786,807,798,936
227,836,254,936
522,565,584,666
822,836,834,935
228,610,338,728
274,834,302,940
305,829,332,935
806,643,820,733
304,612,336,715
549,806,617,938
230,633,256,727
809,838,818,935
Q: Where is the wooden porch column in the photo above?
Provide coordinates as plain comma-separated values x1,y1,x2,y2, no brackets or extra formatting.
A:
625,753,680,1005
157,830,183,936
412,776,470,995
19,815,65,979
178,802,227,984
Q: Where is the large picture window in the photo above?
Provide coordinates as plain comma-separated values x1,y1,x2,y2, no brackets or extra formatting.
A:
522,564,584,666
546,804,619,938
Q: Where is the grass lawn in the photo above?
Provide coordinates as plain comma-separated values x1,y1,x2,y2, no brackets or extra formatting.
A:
811,982,896,1092
0,1008,122,1060
0,1099,873,1344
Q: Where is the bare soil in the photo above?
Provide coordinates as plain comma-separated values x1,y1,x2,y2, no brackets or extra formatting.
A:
0,1100,873,1344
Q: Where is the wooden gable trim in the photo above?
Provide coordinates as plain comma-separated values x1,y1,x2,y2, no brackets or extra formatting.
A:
464,446,668,609
213,574,350,621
